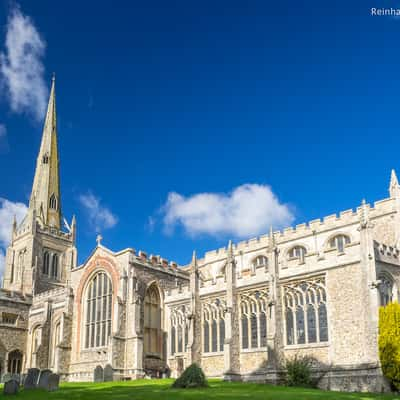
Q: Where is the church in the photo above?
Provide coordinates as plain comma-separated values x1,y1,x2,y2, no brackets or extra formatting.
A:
1,78,399,392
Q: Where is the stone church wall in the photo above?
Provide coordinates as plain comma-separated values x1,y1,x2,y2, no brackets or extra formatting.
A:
201,354,224,377
240,351,268,375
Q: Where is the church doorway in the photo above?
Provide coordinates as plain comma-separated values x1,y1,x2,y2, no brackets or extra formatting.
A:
143,283,164,376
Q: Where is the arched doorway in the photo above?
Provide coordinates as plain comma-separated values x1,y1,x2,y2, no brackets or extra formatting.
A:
8,350,22,374
143,283,164,376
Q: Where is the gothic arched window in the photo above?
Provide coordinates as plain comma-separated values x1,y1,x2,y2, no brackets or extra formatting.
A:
288,246,307,264
239,290,268,350
202,299,225,353
144,284,162,356
8,350,22,374
84,272,112,349
170,305,189,356
43,251,50,275
329,234,350,253
14,250,25,282
51,254,58,279
283,277,329,345
49,194,58,210
379,274,394,306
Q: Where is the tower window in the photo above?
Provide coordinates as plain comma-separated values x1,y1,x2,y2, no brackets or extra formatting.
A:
49,194,58,210
51,254,59,279
43,252,50,275
2,313,18,325
42,153,49,164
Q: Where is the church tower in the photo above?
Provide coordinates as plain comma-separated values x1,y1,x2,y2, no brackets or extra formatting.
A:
3,76,77,295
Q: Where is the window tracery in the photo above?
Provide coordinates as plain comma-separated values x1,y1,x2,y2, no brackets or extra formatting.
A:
144,284,162,356
239,289,268,350
84,271,112,349
170,304,190,356
283,277,328,345
378,274,395,306
202,298,226,353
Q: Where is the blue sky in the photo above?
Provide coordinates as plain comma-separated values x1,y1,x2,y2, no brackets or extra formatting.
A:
0,0,400,269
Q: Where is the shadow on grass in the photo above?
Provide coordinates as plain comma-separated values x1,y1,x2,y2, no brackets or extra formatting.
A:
1,380,397,400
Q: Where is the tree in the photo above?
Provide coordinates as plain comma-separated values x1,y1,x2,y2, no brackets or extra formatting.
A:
379,302,400,390
172,363,208,389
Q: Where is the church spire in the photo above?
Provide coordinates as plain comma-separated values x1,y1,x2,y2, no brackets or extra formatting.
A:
29,75,62,229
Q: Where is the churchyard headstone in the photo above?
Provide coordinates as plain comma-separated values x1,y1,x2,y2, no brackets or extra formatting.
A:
103,364,113,382
24,368,40,389
38,369,52,389
3,379,19,395
94,365,103,382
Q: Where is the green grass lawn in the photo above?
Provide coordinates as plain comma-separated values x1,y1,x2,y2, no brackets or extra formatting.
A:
0,379,399,400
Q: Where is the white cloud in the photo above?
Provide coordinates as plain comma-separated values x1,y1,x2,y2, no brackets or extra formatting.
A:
0,198,28,276
162,184,295,238
79,192,118,233
0,4,48,120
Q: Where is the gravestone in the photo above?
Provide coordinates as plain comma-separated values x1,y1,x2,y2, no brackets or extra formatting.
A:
47,374,60,391
2,373,12,383
38,369,52,389
103,364,113,382
24,368,40,389
3,379,19,395
10,374,20,384
94,365,104,382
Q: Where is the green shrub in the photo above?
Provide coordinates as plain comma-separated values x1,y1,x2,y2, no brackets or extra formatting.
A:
285,354,313,388
379,302,400,390
171,363,208,389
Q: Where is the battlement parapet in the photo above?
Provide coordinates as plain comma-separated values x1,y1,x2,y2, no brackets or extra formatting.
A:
166,284,190,298
199,197,396,265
